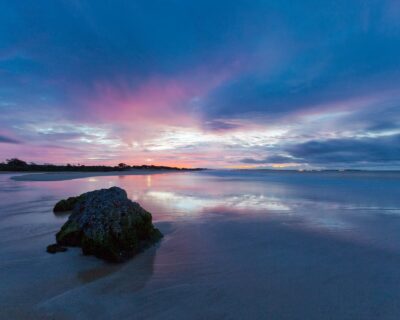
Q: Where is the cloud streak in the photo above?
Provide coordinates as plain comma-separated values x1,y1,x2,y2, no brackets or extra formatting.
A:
0,135,20,144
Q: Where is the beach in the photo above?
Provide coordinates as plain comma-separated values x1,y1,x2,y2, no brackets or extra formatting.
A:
10,169,195,182
1,170,400,319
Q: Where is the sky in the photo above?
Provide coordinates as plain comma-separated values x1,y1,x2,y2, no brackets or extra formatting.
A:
1,0,400,169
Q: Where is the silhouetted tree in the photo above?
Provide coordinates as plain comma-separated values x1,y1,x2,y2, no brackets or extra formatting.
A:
118,163,129,169
6,158,28,167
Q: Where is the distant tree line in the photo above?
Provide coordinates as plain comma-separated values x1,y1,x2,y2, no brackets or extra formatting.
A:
0,158,203,172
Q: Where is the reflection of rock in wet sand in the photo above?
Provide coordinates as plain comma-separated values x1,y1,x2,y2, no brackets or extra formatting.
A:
77,245,157,293
77,262,123,284
99,246,158,294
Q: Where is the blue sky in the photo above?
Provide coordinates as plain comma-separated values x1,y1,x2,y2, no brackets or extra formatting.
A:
0,0,399,168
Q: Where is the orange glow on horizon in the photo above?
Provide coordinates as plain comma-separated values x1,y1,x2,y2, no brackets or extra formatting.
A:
271,163,301,168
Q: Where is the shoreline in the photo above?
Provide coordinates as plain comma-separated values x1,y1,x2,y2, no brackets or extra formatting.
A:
10,169,199,182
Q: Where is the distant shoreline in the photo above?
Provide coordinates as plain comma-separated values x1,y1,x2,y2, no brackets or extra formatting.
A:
8,168,400,182
10,169,203,182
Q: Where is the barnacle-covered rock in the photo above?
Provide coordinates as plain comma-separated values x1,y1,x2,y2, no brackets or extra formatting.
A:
52,187,162,262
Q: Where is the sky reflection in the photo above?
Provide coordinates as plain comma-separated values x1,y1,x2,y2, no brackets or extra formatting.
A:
1,171,400,247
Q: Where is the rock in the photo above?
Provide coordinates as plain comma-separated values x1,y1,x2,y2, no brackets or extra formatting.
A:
54,187,163,262
47,243,67,254
53,195,85,213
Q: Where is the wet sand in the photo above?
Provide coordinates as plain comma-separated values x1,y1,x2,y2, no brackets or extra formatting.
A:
3,216,400,319
1,171,400,319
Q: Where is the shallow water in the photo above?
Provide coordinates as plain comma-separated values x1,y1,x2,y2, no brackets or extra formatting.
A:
1,170,400,319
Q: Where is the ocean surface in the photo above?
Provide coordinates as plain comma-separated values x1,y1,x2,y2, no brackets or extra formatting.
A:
1,170,400,319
